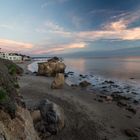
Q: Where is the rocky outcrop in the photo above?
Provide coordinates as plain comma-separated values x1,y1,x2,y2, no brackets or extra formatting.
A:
51,73,65,89
38,57,66,77
0,106,40,140
79,80,91,87
30,99,65,139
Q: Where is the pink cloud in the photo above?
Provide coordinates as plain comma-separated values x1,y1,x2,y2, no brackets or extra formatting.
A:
32,42,87,55
0,39,33,52
76,15,140,41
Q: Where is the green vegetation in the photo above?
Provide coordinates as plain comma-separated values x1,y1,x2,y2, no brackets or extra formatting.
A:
8,64,17,75
14,82,20,89
0,88,8,102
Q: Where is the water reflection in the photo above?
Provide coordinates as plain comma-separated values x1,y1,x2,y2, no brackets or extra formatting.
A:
64,57,140,81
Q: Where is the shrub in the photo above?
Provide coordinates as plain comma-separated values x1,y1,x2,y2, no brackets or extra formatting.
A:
0,88,8,102
8,64,17,75
14,82,20,89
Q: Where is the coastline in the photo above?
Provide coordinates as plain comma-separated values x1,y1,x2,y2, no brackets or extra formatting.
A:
18,61,140,140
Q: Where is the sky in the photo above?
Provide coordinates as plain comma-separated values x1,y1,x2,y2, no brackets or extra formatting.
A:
0,0,140,57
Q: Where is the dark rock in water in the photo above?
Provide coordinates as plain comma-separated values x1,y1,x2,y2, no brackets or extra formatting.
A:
126,106,137,114
104,80,114,84
132,92,138,95
112,84,119,88
102,86,107,89
112,91,123,94
124,129,138,138
71,84,78,87
64,73,68,78
79,74,87,78
102,89,108,92
99,95,106,98
67,71,74,75
111,94,131,101
133,100,139,104
130,77,135,80
79,80,91,87
33,72,37,75
64,71,74,77
117,101,127,107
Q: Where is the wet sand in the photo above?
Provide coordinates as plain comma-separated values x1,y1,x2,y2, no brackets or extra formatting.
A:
18,62,140,140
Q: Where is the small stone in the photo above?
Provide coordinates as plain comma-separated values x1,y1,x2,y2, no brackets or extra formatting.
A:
98,99,104,102
79,80,91,87
106,96,113,101
133,100,139,104
130,77,135,80
117,101,127,107
126,106,137,114
124,129,138,137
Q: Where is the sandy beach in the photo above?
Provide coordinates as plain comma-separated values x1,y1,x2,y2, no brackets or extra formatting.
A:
18,61,140,140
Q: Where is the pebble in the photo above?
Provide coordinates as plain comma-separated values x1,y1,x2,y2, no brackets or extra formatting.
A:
124,129,138,138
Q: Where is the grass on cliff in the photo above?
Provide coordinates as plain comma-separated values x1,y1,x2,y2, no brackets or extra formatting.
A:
0,88,8,102
8,64,17,76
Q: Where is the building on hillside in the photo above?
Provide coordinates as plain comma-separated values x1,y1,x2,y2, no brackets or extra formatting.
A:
21,55,31,61
0,52,9,59
8,53,22,61
0,52,22,61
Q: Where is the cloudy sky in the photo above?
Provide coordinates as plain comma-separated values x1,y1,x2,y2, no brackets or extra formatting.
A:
0,0,140,56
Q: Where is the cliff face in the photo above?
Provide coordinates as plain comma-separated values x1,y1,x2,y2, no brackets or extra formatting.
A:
0,58,40,140
0,58,23,117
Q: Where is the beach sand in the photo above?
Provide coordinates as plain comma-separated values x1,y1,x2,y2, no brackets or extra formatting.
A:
18,62,140,140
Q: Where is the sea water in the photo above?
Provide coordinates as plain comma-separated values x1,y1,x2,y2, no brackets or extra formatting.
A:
28,57,140,100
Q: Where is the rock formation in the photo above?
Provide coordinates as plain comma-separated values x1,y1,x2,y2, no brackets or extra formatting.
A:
0,58,39,140
38,57,66,77
30,99,65,139
51,73,65,89
0,106,40,140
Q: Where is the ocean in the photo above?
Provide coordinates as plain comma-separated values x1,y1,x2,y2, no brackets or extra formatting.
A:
64,57,140,81
28,57,140,100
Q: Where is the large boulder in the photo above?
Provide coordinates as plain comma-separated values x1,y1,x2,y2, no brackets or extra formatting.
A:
0,106,40,140
32,99,65,139
51,73,65,89
37,57,66,76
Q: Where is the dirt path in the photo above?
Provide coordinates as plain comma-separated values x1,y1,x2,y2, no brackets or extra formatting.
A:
18,63,140,140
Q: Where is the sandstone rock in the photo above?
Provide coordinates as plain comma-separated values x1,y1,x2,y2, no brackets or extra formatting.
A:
37,57,66,76
79,80,91,87
30,110,41,123
51,73,65,89
0,106,40,140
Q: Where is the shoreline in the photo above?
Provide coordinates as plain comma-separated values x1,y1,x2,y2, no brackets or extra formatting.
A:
28,60,140,101
18,61,140,140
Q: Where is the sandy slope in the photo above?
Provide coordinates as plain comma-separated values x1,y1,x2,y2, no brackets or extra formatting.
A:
18,62,140,140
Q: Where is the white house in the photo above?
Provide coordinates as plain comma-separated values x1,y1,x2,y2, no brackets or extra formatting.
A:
0,52,22,61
